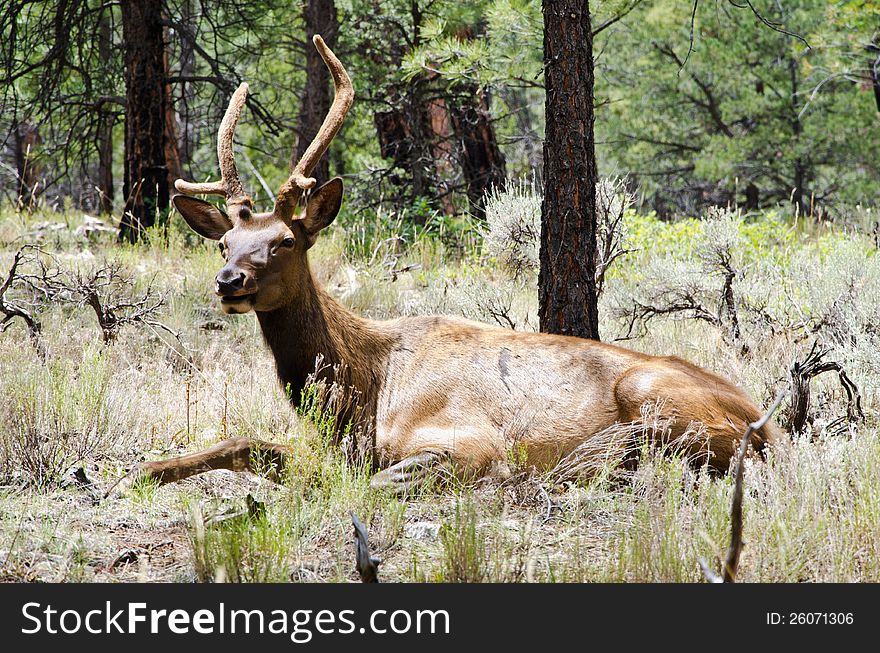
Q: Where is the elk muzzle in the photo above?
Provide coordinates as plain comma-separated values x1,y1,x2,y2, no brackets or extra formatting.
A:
215,265,256,312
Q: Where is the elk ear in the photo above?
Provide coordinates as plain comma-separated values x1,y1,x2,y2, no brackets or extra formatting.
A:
172,195,233,240
300,177,343,242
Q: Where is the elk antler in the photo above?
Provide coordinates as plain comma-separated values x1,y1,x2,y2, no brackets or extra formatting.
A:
274,35,354,221
174,82,250,204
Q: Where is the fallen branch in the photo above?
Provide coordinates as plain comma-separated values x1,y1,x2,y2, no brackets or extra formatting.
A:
350,511,380,583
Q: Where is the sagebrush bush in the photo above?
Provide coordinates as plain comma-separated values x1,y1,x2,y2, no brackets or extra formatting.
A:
0,345,134,486
483,177,634,290
483,179,541,278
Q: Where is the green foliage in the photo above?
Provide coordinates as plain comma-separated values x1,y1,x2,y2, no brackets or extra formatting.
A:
596,0,880,215
185,496,296,583
0,344,132,486
438,496,488,582
6,0,875,220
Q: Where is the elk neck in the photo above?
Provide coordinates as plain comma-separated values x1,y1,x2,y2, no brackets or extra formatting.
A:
254,261,395,425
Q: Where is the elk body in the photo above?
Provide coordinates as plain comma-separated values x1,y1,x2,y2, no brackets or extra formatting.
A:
109,36,779,497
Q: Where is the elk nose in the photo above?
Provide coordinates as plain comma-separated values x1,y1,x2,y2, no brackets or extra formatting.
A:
216,267,246,294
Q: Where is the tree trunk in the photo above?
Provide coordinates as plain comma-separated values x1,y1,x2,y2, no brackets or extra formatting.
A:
539,0,600,340
119,0,170,243
872,53,880,113
97,13,114,214
449,85,506,218
788,56,809,218
13,119,41,207
177,0,197,169
742,183,759,211
371,4,444,217
291,0,338,187
426,90,456,215
374,81,440,216
163,25,182,187
97,116,114,214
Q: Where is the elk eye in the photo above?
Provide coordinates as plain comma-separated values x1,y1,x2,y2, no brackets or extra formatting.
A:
281,237,295,248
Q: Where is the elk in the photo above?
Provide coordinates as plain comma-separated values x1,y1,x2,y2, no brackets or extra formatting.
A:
108,36,779,498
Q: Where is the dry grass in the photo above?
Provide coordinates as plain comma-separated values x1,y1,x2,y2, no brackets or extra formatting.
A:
0,202,878,583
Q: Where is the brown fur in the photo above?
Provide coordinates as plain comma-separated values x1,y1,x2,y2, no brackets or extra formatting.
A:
170,183,780,484
109,37,779,497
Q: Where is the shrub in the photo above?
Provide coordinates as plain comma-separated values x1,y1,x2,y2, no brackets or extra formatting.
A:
0,345,132,486
483,177,633,291
483,179,541,278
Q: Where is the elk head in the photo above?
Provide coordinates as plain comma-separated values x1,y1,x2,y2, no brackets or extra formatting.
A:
172,35,353,314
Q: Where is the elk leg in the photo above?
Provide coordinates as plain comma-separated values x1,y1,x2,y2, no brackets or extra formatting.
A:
369,449,451,495
105,437,293,499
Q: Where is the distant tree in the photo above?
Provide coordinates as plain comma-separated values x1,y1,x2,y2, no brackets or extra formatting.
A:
0,0,286,224
291,0,338,187
118,0,176,242
444,17,508,218
348,0,445,209
449,84,507,217
357,0,508,216
96,12,115,214
0,1,125,209
598,0,880,217
13,119,41,207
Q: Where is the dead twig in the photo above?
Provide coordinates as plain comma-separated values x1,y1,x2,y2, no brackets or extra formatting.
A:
788,340,865,436
0,245,47,358
6,249,187,351
350,511,380,583
595,178,637,299
62,264,166,344
701,389,786,583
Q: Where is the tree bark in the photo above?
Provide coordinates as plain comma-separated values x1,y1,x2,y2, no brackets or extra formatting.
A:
119,0,171,243
291,0,338,187
539,0,600,340
13,119,41,207
426,92,456,215
176,0,197,169
97,13,114,214
374,81,441,217
449,85,506,218
163,26,182,188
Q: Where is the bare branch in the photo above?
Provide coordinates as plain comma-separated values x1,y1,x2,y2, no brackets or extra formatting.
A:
350,511,380,583
595,178,637,299
727,0,809,47
680,0,699,72
592,0,645,37
702,389,786,583
0,245,46,359
788,341,865,435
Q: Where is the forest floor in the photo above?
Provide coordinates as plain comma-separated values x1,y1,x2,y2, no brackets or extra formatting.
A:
1,201,878,582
